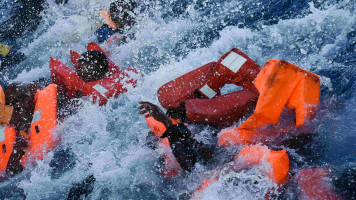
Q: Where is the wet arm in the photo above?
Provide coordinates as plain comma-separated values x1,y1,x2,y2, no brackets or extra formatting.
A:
162,123,215,172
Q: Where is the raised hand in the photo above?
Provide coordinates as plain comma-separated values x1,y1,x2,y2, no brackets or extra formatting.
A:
138,101,173,127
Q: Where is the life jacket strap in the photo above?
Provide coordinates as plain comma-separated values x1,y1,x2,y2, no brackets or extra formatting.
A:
20,131,29,140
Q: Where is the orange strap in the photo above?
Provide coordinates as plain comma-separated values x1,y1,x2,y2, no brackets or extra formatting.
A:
20,131,29,140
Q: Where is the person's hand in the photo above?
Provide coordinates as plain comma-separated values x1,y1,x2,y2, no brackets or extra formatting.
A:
138,101,173,127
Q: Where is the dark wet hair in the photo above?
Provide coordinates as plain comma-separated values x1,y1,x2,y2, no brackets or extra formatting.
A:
110,0,137,30
5,83,31,106
76,50,109,82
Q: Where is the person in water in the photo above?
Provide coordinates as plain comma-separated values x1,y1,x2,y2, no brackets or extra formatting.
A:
76,50,109,82
138,101,214,172
0,49,110,181
0,49,110,197
138,101,356,199
139,56,337,198
95,0,137,43
0,83,40,177
56,49,110,118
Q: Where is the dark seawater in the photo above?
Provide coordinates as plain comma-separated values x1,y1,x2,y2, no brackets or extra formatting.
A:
0,0,355,199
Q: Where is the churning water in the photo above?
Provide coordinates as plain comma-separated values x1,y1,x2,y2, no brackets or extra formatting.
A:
0,0,355,199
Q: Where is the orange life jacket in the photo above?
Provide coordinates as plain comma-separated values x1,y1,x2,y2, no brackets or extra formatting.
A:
218,60,320,146
21,84,58,166
191,145,289,199
51,43,140,106
0,127,16,171
0,84,58,171
235,145,289,184
158,48,260,127
197,48,260,99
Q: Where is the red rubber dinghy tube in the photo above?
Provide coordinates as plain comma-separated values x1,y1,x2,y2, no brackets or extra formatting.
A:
158,48,260,127
50,42,141,106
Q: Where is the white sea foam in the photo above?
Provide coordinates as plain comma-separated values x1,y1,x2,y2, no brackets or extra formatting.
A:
1,0,355,199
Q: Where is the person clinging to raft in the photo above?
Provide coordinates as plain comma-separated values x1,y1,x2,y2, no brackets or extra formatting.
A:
138,101,215,172
54,48,111,118
137,55,326,199
51,42,140,108
0,45,119,179
0,83,42,178
95,0,137,43
138,101,290,200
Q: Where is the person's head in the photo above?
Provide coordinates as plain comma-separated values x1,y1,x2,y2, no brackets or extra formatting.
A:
5,82,36,120
110,0,136,30
5,83,31,106
76,50,109,82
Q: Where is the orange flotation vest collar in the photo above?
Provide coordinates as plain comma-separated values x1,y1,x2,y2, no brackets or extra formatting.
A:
51,42,140,106
0,84,58,171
